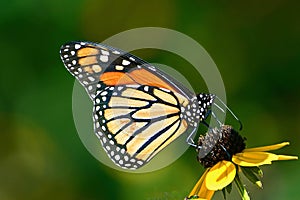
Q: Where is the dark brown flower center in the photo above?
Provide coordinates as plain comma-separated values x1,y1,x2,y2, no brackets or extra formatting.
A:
197,125,246,168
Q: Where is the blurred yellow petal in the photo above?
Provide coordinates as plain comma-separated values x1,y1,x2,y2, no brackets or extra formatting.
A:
187,169,215,200
199,180,215,200
188,169,209,197
243,142,290,152
205,161,236,191
232,152,291,166
277,155,298,160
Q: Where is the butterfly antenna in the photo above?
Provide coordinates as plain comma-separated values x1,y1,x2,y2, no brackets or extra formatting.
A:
211,111,223,127
213,96,243,131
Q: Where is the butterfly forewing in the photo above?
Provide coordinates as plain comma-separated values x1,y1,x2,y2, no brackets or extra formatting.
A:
60,41,125,99
60,41,195,99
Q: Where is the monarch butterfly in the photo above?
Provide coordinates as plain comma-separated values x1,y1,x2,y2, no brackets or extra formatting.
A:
60,41,236,170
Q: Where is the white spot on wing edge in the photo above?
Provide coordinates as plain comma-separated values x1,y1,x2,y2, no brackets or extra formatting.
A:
74,44,81,49
112,50,120,55
101,50,110,55
100,55,108,62
122,60,130,65
115,65,124,70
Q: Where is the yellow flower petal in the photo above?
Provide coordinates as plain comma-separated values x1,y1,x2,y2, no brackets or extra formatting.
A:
200,180,215,200
277,155,298,160
187,169,215,200
188,169,209,196
243,142,290,152
205,161,236,191
232,152,290,166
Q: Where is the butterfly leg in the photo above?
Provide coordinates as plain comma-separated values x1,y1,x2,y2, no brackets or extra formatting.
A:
220,144,232,159
203,109,212,120
186,110,215,148
186,128,198,148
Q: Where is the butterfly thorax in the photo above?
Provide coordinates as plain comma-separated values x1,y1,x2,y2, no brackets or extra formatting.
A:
179,93,215,128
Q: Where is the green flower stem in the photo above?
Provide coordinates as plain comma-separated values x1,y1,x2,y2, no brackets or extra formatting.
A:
249,166,263,178
234,174,250,200
240,167,263,189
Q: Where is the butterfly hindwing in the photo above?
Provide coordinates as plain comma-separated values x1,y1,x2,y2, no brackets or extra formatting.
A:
93,84,188,169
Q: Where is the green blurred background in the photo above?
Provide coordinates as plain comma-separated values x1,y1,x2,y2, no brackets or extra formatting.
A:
1,0,299,199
